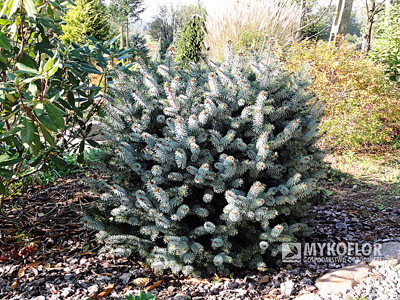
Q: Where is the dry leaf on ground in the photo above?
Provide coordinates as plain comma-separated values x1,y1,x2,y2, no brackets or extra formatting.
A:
18,267,25,278
132,277,149,287
258,275,270,284
145,280,162,291
11,280,17,290
97,283,115,299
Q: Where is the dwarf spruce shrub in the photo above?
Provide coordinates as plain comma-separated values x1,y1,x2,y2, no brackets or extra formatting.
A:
84,42,325,276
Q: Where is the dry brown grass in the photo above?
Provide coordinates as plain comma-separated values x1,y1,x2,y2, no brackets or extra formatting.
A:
204,0,301,61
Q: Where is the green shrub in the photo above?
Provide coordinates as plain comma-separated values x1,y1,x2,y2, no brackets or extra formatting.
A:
282,40,400,150
61,0,110,45
0,0,139,210
176,15,206,68
370,4,400,82
84,43,325,276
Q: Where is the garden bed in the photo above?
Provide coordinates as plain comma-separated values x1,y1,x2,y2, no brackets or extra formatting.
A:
0,150,399,300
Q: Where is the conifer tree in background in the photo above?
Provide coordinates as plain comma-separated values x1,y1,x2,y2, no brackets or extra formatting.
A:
108,0,144,49
61,0,109,45
129,33,149,58
84,42,325,276
176,15,206,68
152,39,163,63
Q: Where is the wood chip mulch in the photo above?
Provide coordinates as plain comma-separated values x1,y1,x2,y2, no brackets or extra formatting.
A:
1,171,400,300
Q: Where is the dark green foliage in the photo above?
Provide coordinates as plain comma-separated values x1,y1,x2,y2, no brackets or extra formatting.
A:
0,0,138,209
129,33,149,58
108,0,144,26
61,0,110,45
176,16,206,67
85,43,325,276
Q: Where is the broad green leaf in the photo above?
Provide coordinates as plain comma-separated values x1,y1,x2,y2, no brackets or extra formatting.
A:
16,63,39,75
34,102,44,116
107,34,120,47
48,65,59,76
49,155,67,169
29,82,38,97
67,91,75,107
96,43,110,55
23,0,37,17
44,57,53,72
0,181,7,195
79,64,102,74
0,123,20,139
32,125,41,155
0,32,12,51
37,114,57,132
0,168,13,179
0,157,23,167
3,94,16,114
9,0,20,18
77,152,84,164
87,139,100,147
44,102,65,129
116,54,132,60
21,115,34,148
0,54,7,64
39,123,55,146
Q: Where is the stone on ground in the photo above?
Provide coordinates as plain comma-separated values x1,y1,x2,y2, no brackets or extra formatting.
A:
369,242,400,267
315,264,371,296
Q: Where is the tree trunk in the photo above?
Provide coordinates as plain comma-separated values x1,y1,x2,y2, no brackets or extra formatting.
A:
361,0,379,53
120,24,124,49
296,0,306,40
126,19,129,49
329,0,354,42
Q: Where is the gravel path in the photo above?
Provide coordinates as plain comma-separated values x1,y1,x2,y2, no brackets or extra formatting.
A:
0,173,399,299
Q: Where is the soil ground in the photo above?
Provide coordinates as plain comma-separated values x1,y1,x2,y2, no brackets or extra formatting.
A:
0,148,399,299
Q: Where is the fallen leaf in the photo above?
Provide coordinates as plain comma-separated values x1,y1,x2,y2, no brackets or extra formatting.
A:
145,280,162,291
258,275,270,284
79,251,94,256
97,283,115,299
132,277,149,287
185,278,209,284
18,267,25,278
50,233,65,238
88,291,97,299
0,252,6,262
27,261,42,268
99,272,113,276
11,280,17,290
44,263,51,269
137,261,149,269
50,288,58,294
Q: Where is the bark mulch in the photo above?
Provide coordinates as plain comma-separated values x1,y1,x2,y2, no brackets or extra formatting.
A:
1,171,400,300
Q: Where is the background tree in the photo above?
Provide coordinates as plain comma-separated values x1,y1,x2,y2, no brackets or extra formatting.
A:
61,0,109,45
297,0,335,40
148,5,176,43
329,0,354,41
175,15,206,67
107,0,144,49
370,2,400,81
361,0,385,52
148,3,206,62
